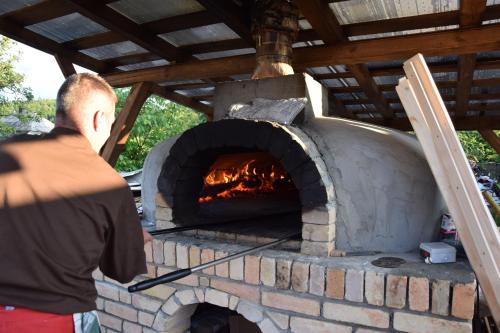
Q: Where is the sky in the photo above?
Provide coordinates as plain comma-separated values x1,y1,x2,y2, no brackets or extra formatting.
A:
12,41,93,100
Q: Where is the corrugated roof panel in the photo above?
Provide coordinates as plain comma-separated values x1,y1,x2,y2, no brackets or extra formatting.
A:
308,67,332,75
81,41,147,60
348,25,458,41
433,71,457,81
175,87,214,97
117,59,169,71
159,23,239,47
0,0,42,15
160,79,205,86
330,0,459,25
108,0,204,24
373,76,399,85
26,13,108,43
194,48,255,60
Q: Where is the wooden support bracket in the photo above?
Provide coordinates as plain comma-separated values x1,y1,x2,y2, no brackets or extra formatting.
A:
396,54,500,327
54,54,76,78
101,82,153,166
479,130,500,156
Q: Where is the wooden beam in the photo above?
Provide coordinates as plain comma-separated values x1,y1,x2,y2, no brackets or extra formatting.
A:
54,54,76,78
297,0,392,118
0,16,110,73
101,82,153,166
455,0,487,117
196,0,253,46
150,85,213,119
396,54,500,327
479,130,500,155
63,0,184,61
103,24,500,87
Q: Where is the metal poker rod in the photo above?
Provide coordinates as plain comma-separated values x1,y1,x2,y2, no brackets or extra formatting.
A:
128,232,300,292
149,220,238,236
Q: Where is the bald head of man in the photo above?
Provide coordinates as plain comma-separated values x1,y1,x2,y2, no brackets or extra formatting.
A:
55,73,117,153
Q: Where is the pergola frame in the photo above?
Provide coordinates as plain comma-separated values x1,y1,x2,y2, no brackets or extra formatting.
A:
0,0,499,164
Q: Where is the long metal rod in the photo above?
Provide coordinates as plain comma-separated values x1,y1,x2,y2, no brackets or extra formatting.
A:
128,232,300,292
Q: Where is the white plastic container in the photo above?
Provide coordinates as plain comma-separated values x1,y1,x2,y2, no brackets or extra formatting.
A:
419,242,457,264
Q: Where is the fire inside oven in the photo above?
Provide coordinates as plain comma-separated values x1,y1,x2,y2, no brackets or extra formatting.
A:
193,151,301,237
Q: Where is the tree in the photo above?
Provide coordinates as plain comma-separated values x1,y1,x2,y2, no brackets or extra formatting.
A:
114,88,206,171
0,37,33,103
457,131,500,163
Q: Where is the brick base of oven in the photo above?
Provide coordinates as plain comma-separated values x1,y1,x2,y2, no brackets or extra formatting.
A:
94,235,476,333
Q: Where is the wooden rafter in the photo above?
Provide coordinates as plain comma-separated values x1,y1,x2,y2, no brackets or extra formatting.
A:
63,0,184,61
54,54,76,78
455,0,487,117
196,0,253,46
101,82,153,166
296,0,392,119
479,130,500,155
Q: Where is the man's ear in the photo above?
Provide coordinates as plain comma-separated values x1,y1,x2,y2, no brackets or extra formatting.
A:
93,111,103,131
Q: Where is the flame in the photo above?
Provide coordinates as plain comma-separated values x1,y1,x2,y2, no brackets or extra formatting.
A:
198,153,291,203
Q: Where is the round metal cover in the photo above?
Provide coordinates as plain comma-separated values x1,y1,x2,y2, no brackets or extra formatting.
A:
371,257,406,268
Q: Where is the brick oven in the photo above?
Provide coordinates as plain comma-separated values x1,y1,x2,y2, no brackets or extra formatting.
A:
94,73,477,333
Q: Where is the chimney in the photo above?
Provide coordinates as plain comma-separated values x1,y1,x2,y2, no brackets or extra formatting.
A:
251,0,299,79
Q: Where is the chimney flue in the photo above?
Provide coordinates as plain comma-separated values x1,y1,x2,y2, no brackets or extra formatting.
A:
251,0,299,80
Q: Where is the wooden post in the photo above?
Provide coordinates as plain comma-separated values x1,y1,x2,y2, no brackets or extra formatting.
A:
396,54,500,327
479,130,500,155
101,82,152,166
54,54,76,78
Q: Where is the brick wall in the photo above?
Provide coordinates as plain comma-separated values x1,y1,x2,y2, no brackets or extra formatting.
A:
95,235,476,333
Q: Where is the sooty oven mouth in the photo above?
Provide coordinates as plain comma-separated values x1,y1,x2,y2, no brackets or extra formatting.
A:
174,149,302,242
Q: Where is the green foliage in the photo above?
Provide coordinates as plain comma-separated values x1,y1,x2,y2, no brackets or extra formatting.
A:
0,99,56,137
114,88,206,171
457,131,500,163
0,37,33,103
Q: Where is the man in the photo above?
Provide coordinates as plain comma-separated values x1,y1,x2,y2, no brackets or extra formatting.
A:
0,73,150,332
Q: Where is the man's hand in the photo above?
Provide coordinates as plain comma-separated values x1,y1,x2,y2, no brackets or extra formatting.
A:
142,229,153,244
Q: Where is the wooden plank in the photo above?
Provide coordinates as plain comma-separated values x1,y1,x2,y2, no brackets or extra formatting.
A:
103,23,500,87
54,54,76,78
479,130,500,155
101,82,153,166
297,0,392,118
63,0,183,61
151,85,213,119
196,0,253,46
395,54,500,327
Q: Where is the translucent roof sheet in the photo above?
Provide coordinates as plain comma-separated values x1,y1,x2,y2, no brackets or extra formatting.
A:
158,23,239,47
487,0,500,5
0,0,42,16
26,13,108,43
194,48,255,60
348,25,457,41
108,0,204,24
117,59,169,71
175,87,214,97
81,41,147,60
330,0,459,25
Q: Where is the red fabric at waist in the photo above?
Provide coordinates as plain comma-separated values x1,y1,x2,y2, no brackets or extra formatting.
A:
0,305,73,333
